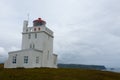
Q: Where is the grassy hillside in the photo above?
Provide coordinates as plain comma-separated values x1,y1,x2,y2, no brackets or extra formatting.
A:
0,64,120,80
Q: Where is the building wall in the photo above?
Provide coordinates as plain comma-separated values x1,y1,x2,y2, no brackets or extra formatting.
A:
4,49,43,68
4,19,57,68
22,32,45,50
22,25,54,67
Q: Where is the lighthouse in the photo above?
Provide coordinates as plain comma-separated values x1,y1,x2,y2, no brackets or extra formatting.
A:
4,18,57,68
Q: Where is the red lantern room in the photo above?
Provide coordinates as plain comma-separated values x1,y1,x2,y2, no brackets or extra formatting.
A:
33,18,46,26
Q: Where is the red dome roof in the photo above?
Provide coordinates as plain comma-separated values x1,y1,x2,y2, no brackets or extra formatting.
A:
33,18,46,23
33,18,46,26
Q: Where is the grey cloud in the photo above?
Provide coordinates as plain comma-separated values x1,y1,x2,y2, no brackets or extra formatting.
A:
1,0,120,67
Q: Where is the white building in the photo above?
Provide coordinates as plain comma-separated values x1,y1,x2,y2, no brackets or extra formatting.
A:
4,18,57,68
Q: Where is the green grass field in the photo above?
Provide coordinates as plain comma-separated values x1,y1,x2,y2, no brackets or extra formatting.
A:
0,64,120,80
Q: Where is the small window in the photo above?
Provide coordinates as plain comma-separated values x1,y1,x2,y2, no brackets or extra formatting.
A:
12,56,16,64
28,34,31,39
34,28,36,31
35,33,37,39
30,44,32,48
38,27,40,31
24,56,28,64
33,44,35,48
36,57,39,63
30,43,35,48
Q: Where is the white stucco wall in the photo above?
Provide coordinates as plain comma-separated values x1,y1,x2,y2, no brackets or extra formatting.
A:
4,49,43,68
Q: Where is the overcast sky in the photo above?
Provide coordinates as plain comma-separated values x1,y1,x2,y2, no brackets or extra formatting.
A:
0,0,120,67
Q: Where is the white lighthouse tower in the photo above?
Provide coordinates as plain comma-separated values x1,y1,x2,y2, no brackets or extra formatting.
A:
4,18,57,68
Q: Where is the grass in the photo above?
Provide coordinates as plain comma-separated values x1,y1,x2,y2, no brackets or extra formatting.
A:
0,64,120,80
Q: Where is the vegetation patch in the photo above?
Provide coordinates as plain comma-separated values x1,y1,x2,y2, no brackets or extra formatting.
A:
0,64,120,80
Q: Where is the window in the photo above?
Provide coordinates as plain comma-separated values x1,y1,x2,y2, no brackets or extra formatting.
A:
38,27,40,31
30,43,35,48
12,56,16,64
36,57,39,63
33,44,35,48
34,28,36,31
30,44,32,48
28,34,31,39
24,56,28,64
35,33,37,39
